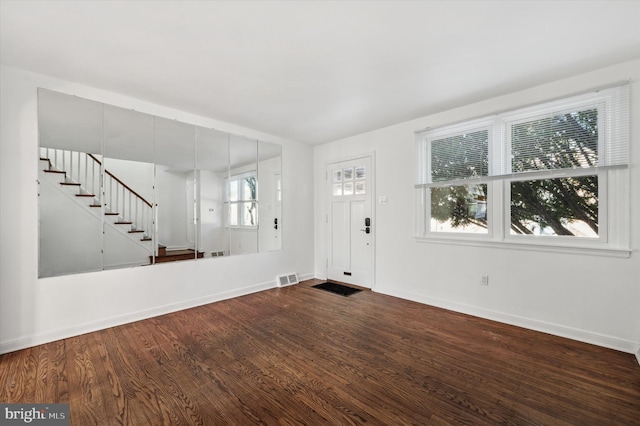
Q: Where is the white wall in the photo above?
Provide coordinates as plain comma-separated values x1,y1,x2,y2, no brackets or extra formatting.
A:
0,65,315,354
314,59,640,354
38,169,103,276
156,165,190,249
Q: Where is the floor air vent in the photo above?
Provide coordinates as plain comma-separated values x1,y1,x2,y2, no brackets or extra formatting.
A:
277,273,299,287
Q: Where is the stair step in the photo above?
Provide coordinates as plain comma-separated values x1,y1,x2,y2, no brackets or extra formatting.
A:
105,212,120,216
76,194,95,198
60,182,81,186
114,221,133,225
151,249,204,264
44,170,65,175
141,237,152,241
128,230,144,233
89,204,102,208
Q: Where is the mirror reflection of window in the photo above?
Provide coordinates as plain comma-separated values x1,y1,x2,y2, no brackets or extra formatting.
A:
228,172,257,228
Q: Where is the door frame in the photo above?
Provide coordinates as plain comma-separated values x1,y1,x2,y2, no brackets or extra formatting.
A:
324,152,376,289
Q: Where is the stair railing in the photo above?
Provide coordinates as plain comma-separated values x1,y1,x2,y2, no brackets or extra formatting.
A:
40,147,153,238
88,154,153,238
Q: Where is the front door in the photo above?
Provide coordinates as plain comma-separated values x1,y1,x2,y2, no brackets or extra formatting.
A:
326,156,373,288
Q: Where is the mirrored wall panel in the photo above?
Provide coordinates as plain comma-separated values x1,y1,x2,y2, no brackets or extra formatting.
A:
38,89,282,278
258,141,283,252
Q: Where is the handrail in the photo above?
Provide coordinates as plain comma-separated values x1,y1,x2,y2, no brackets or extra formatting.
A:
88,153,153,208
42,147,154,240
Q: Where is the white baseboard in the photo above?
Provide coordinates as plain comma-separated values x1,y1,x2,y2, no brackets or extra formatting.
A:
0,274,310,355
297,272,316,282
375,285,637,354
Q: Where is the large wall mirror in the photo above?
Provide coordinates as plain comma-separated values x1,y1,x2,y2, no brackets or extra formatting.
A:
38,89,282,278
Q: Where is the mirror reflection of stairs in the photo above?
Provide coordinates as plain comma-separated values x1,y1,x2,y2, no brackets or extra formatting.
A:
40,148,201,265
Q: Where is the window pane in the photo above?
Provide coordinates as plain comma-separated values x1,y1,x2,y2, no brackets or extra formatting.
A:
229,203,238,226
242,202,257,226
355,166,365,179
355,181,365,194
431,130,488,182
242,177,257,201
430,184,488,233
511,109,598,172
229,180,239,202
510,176,598,237
333,170,342,182
343,182,353,195
343,167,353,180
333,183,342,196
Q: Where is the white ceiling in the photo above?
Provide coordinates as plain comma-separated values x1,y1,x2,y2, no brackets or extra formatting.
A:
2,1,639,145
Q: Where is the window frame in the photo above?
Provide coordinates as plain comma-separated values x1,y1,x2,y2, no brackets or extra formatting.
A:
227,171,258,229
415,86,630,256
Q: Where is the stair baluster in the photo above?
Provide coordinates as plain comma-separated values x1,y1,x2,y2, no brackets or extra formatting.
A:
40,148,154,244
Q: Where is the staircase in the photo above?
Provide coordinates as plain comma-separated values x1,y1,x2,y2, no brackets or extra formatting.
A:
40,148,204,265
40,148,156,263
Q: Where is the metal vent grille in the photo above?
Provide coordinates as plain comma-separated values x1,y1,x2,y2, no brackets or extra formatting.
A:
277,273,299,287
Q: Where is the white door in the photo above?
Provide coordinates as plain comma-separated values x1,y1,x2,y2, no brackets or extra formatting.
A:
326,156,373,288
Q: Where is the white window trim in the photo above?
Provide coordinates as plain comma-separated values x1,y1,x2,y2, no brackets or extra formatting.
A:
227,171,258,229
415,85,630,257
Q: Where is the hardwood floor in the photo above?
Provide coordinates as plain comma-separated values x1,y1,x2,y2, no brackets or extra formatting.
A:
2,279,639,425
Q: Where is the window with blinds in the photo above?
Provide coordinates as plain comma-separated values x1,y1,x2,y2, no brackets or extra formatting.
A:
415,84,630,250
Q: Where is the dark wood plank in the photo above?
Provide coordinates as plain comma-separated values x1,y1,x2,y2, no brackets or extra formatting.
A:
1,279,639,425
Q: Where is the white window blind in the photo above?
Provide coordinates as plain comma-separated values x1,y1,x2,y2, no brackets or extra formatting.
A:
500,85,630,179
430,129,489,182
417,84,630,187
416,119,493,187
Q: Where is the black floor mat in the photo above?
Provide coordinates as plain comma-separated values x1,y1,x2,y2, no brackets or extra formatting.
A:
312,282,362,297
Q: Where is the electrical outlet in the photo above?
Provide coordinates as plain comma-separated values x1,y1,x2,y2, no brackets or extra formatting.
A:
481,275,489,286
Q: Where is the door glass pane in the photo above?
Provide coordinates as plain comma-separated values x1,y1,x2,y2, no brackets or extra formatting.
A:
343,167,354,180
333,183,343,196
355,166,365,179
355,181,365,195
343,182,354,195
333,170,342,182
